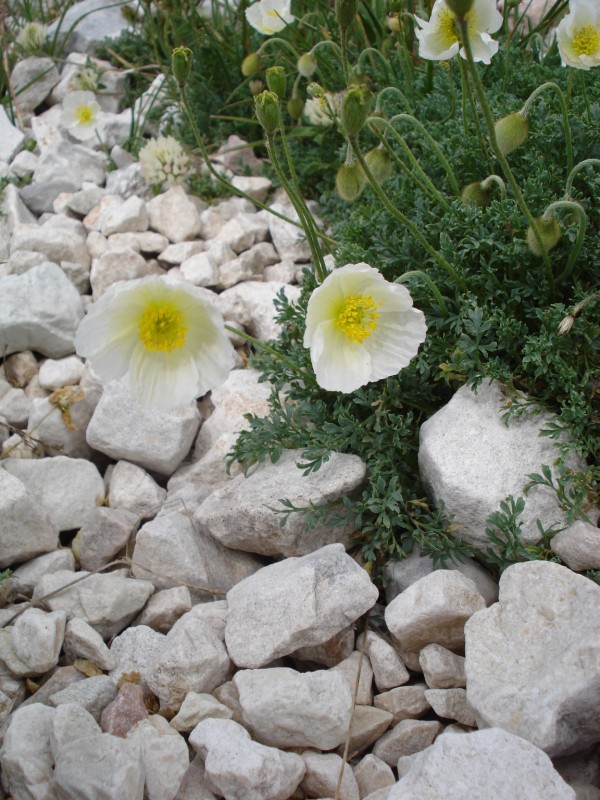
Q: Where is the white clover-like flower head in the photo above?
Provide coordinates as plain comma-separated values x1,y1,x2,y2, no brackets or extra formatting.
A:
414,0,503,64
303,263,427,393
75,276,235,410
15,22,48,54
556,0,600,70
303,90,346,126
139,135,192,189
60,91,102,141
245,0,294,35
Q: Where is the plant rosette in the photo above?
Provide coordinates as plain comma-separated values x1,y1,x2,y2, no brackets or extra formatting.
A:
303,263,427,393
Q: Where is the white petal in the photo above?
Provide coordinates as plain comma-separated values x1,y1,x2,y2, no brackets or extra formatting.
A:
310,321,372,393
365,307,428,381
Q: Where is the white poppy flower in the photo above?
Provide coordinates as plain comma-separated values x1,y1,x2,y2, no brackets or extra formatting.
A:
415,0,503,64
303,263,427,393
245,0,294,35
60,90,102,140
556,0,600,70
75,276,235,410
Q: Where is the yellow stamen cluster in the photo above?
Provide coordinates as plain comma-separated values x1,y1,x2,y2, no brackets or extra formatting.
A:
572,25,600,56
139,302,188,353
437,8,459,47
74,104,94,124
336,294,381,343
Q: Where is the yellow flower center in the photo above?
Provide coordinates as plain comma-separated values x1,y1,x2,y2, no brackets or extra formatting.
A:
336,294,381,344
572,25,600,56
74,104,94,125
436,8,459,48
139,301,188,353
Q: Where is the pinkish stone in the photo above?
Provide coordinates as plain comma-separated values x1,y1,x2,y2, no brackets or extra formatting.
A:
101,681,148,737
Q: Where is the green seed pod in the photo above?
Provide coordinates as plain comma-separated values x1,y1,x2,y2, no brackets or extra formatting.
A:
241,52,262,77
172,46,193,88
336,0,359,34
335,162,366,202
461,181,492,207
254,91,280,134
444,0,474,16
287,96,305,120
364,147,393,185
526,217,562,256
494,112,529,157
266,66,286,100
341,86,372,139
297,53,318,78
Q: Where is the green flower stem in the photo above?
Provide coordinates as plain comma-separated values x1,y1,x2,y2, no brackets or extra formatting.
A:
458,57,493,173
565,158,600,199
544,200,588,285
256,37,301,61
340,30,351,85
578,71,592,124
349,138,468,292
224,324,310,378
310,40,344,59
369,119,450,210
375,86,412,114
395,271,448,314
376,133,449,208
481,174,507,199
357,47,393,84
388,113,460,196
458,17,555,295
520,81,573,175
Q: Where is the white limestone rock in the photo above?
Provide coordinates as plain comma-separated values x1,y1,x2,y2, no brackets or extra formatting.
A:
11,222,90,271
388,728,576,799
234,667,352,750
385,570,486,654
179,250,220,286
11,607,66,675
50,703,101,759
372,720,443,766
550,520,600,571
73,506,138,571
90,247,153,297
53,732,145,800
196,449,365,557
214,213,269,254
353,754,396,799
216,280,302,342
0,703,56,800
109,625,165,689
419,644,466,688
108,230,168,254
48,0,135,54
170,692,233,732
147,185,204,242
300,751,360,800
10,549,75,596
339,705,395,760
146,605,232,712
135,586,192,633
101,195,149,236
86,379,201,475
0,262,84,357
108,460,167,519
131,506,262,597
418,381,586,549
291,627,356,668
49,675,118,721
0,468,59,569
217,241,279,289
25,391,94,459
11,56,60,112
3,455,104,531
0,106,25,163
38,355,85,390
424,688,477,727
63,617,115,671
2,349,38,388
330,651,374,706
159,240,206,265
231,175,272,202
266,202,312,261
33,140,107,188
373,685,431,724
127,715,190,800
189,717,305,800
465,561,600,757
357,630,410,691
32,570,154,639
225,543,378,668
0,387,30,428
173,754,219,800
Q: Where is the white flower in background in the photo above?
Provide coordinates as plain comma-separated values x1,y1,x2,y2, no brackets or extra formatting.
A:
60,90,102,140
245,0,294,35
139,135,191,189
303,263,427,393
556,0,600,70
415,0,503,64
15,22,48,54
75,276,235,410
304,91,346,126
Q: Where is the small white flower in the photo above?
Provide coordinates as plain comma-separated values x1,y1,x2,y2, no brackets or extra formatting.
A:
245,0,294,35
304,91,345,126
75,276,235,410
139,135,191,189
60,91,102,141
303,263,427,393
556,0,600,70
15,22,48,54
415,0,503,64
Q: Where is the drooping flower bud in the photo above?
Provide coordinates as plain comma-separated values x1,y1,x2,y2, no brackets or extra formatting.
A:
336,0,359,35
241,52,262,78
254,91,280,134
335,162,366,202
444,0,474,17
494,112,529,157
461,181,492,207
297,52,318,78
386,14,401,32
287,95,305,119
364,147,393,185
526,217,562,256
341,86,372,138
266,66,286,99
172,46,193,88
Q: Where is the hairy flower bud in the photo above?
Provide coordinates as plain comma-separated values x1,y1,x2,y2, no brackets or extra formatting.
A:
307,82,324,99
444,0,474,17
364,147,393,185
266,66,286,99
172,46,193,88
254,90,280,134
341,86,372,138
287,96,305,119
494,112,529,157
297,53,318,78
526,217,562,256
461,181,492,207
336,0,359,34
241,52,262,77
335,162,366,202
